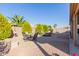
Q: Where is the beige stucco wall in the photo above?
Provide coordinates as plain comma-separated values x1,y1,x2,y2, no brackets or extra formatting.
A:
53,27,70,33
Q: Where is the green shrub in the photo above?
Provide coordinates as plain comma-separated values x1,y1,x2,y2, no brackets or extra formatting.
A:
0,13,12,40
22,21,32,34
42,25,49,33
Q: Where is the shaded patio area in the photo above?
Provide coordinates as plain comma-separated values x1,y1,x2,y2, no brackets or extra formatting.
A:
35,31,70,55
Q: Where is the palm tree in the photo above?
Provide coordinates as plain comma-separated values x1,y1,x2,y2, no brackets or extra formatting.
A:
11,15,25,27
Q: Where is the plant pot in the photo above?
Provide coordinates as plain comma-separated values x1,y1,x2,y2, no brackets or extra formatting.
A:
0,39,11,56
12,26,22,37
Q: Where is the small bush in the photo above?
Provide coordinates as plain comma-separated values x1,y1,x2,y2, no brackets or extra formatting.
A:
0,13,12,40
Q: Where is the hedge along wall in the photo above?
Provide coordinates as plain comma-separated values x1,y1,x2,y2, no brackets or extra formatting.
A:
0,13,12,40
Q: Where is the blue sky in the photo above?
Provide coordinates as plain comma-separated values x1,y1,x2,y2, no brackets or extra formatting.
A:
0,3,70,27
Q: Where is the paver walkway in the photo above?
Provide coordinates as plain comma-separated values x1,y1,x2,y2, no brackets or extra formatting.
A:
6,33,69,56
6,41,44,56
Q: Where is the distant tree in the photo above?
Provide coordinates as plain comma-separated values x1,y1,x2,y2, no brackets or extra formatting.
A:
48,25,53,33
11,15,25,27
53,24,57,33
35,24,43,34
42,25,49,33
48,25,52,30
53,24,57,29
22,21,32,34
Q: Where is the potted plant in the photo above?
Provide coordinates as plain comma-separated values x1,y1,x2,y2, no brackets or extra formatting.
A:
11,15,25,27
10,15,25,37
0,13,12,56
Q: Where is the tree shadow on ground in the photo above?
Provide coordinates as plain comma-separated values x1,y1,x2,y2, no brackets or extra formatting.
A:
34,41,52,56
35,31,70,55
34,41,60,56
